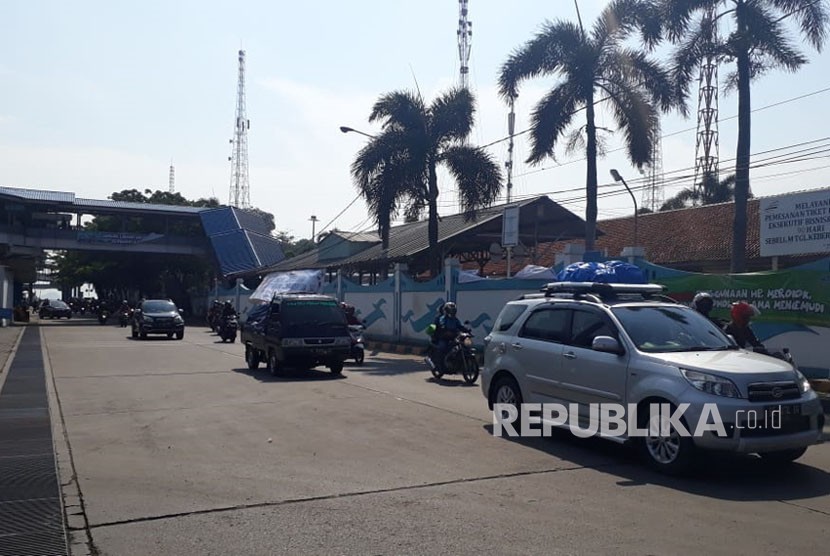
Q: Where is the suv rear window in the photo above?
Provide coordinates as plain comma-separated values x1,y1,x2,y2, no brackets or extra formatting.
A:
493,304,528,332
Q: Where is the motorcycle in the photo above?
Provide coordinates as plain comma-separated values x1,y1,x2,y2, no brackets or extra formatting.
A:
426,331,479,385
118,309,131,328
754,346,796,366
98,310,109,325
219,315,238,343
348,324,365,365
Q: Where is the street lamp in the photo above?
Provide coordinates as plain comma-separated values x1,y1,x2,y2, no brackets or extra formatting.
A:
339,126,375,139
309,215,319,242
610,169,638,246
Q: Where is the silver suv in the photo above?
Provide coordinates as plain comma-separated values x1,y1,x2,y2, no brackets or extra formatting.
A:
481,282,824,473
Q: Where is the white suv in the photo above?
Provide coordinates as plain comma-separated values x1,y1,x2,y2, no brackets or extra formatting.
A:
481,282,824,473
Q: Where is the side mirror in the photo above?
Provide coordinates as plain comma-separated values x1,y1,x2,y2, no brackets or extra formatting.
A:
592,336,624,355
178,309,185,316
726,334,738,346
464,320,471,325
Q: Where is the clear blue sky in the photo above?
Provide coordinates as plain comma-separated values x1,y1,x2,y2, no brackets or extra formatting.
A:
2,0,828,240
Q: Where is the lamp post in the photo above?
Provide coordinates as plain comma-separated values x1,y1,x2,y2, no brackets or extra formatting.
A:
610,169,638,247
339,126,375,139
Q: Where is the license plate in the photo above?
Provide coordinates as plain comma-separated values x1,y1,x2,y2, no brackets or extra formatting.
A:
764,404,802,418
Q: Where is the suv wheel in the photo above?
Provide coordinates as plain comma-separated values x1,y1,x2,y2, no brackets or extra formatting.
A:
759,447,807,465
491,375,523,428
639,402,696,475
329,361,344,375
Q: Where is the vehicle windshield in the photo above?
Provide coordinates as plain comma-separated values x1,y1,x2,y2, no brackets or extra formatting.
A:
611,305,734,353
281,300,347,328
142,300,177,313
51,300,69,309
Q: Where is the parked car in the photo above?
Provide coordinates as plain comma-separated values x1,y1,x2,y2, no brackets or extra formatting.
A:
131,299,185,340
39,299,72,319
242,294,351,375
481,282,824,474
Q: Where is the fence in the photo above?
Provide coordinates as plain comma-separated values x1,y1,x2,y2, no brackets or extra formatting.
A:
323,257,830,380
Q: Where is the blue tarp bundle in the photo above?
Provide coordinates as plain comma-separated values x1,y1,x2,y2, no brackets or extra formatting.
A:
557,260,646,284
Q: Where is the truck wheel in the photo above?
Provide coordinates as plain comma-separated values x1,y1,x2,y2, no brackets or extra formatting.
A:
267,351,281,377
246,346,260,370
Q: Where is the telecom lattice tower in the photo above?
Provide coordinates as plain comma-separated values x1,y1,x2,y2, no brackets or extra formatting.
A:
168,163,175,194
693,5,720,203
642,136,665,212
457,0,472,91
228,50,251,209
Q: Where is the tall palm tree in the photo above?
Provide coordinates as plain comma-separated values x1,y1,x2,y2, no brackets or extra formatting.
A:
661,0,829,271
350,88,503,275
498,0,674,251
660,172,738,210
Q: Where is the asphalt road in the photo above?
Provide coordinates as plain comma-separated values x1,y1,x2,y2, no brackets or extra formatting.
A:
38,319,830,556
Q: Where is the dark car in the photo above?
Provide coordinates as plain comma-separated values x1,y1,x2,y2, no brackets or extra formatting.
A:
241,294,351,375
39,299,73,319
131,299,185,340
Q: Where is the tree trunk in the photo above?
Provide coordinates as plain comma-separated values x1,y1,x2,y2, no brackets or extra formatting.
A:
585,94,598,252
732,29,751,273
427,162,440,277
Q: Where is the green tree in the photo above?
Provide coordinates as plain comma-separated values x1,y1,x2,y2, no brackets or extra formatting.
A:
660,0,829,271
350,87,503,275
660,172,739,210
274,231,315,259
498,0,674,252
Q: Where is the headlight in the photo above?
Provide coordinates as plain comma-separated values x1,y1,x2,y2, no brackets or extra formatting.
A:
796,370,812,393
281,338,303,347
334,336,351,346
142,315,153,323
681,369,742,398
462,337,473,348
174,316,184,324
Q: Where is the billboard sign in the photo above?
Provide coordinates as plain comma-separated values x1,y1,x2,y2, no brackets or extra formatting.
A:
760,189,830,257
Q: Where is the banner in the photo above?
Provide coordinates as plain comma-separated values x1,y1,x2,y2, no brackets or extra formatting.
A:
655,267,830,328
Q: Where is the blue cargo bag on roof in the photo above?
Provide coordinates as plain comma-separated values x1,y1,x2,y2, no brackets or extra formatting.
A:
557,260,646,284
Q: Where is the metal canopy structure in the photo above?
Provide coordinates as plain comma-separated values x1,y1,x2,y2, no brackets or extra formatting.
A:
245,196,590,278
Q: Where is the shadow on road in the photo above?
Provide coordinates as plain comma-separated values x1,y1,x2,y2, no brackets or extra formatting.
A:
343,355,425,376
230,367,346,383
425,376,480,388
483,423,830,502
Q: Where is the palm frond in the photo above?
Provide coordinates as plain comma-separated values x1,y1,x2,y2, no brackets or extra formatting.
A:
441,146,503,220
593,0,664,48
742,2,808,73
429,87,475,146
497,20,582,99
602,81,658,168
767,0,830,50
604,48,677,112
526,81,580,164
369,90,427,134
659,0,720,41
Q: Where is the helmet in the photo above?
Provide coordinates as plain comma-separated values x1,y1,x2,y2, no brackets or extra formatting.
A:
345,305,355,316
443,302,457,317
730,302,760,326
692,292,713,314
224,300,233,307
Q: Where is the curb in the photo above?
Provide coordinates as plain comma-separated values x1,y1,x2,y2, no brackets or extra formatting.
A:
365,341,427,356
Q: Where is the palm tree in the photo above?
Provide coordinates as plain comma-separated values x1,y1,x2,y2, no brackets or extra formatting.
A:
498,0,674,251
660,0,829,271
660,172,738,210
350,88,503,275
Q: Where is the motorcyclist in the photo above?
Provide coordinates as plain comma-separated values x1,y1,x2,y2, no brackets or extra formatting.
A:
117,300,130,315
341,303,361,326
433,302,469,371
691,292,727,328
221,300,237,318
724,301,765,350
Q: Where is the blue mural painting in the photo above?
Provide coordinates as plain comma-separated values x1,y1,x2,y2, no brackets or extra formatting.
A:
468,312,493,334
401,298,445,332
357,298,388,328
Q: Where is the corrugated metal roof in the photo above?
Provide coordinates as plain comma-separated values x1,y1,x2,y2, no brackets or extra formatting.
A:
207,230,260,275
75,198,206,214
235,208,273,236
0,186,76,203
326,230,380,243
259,196,585,273
247,230,286,268
199,207,240,235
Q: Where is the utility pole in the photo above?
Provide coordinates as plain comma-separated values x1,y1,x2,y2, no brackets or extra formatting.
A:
168,163,175,194
309,215,319,242
228,50,251,208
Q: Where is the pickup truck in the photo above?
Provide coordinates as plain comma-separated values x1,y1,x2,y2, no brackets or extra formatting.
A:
241,293,352,375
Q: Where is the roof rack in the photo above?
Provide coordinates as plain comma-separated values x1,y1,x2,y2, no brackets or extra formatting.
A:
539,282,668,302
